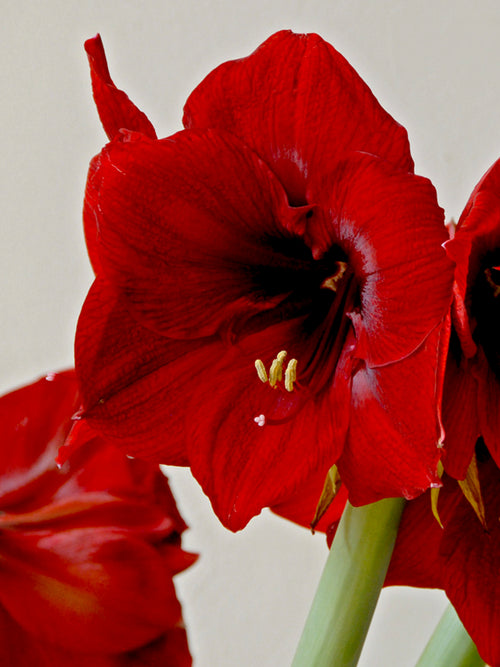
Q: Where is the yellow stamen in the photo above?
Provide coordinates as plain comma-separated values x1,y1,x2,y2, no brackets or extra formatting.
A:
254,350,298,392
254,359,268,384
284,358,298,392
269,350,287,387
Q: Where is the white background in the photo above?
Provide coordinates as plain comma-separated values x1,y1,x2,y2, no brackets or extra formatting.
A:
3,1,499,664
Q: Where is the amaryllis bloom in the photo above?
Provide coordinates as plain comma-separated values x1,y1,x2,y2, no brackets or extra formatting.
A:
442,158,500,477
0,371,195,666
76,31,453,531
384,160,500,666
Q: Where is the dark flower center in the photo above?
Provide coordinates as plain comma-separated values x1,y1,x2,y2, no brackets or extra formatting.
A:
471,249,500,380
246,233,358,409
475,437,490,463
448,326,463,366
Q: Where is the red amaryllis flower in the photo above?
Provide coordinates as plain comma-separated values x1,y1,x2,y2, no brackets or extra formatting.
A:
383,160,500,666
0,370,195,666
75,31,453,531
442,158,500,476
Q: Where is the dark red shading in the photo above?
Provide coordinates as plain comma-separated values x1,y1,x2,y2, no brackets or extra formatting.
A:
443,158,500,475
0,371,195,666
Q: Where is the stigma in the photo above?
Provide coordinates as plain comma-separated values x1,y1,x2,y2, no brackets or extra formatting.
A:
255,350,298,392
320,261,348,292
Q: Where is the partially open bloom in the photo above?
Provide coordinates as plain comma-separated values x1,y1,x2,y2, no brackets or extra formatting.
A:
385,159,500,667
76,32,453,530
442,158,500,476
0,371,195,666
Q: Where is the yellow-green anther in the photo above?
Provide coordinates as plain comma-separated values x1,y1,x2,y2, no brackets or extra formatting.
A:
269,350,287,386
255,359,268,383
285,358,298,392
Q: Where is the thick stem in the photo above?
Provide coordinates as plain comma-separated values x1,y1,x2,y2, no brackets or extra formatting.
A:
292,497,405,667
415,604,486,667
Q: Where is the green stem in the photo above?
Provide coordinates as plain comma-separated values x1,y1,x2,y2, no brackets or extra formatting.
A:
292,497,405,667
415,604,486,667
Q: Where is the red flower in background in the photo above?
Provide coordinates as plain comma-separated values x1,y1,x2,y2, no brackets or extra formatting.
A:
385,160,500,667
386,455,500,667
443,158,500,476
75,32,453,531
0,371,195,666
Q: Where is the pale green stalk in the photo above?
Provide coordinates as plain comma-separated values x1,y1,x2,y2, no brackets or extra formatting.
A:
415,604,486,667
292,497,405,667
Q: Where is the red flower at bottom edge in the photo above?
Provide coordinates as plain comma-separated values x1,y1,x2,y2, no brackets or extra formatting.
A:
0,370,196,666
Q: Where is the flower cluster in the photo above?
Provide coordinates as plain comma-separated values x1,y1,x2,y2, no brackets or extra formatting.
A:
7,27,500,666
0,371,195,666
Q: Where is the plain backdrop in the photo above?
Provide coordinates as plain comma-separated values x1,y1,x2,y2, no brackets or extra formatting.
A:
3,1,500,664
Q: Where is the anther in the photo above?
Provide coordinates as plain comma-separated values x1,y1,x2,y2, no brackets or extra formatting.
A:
254,350,298,392
284,358,298,392
269,350,287,387
320,261,348,292
255,359,268,384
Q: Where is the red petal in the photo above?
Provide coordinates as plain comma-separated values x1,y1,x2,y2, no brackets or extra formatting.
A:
76,279,215,463
0,605,192,667
0,372,78,508
83,153,103,275
85,127,309,340
306,152,453,367
387,458,500,666
0,529,182,654
0,373,194,664
184,30,413,204
55,418,96,467
452,157,500,278
0,607,47,666
119,628,192,667
78,282,355,529
183,321,351,530
0,371,77,471
85,35,157,140
338,325,445,504
441,351,480,479
445,158,500,357
0,605,118,667
271,468,348,534
0,493,177,543
438,459,500,666
474,348,500,466
57,434,188,533
385,475,461,589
